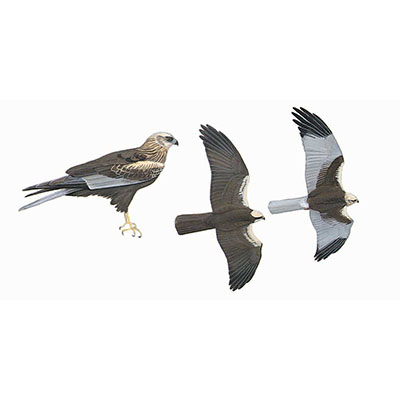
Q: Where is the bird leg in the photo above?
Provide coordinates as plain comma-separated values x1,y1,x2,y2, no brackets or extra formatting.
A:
119,212,142,238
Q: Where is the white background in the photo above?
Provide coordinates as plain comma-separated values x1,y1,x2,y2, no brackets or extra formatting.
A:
1,0,400,399
1,100,398,299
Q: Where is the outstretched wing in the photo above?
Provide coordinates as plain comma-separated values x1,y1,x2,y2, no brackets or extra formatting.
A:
216,226,263,291
199,125,250,212
292,107,344,193
309,209,354,261
66,148,164,189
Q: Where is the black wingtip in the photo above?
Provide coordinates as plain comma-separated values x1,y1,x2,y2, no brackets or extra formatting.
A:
199,124,219,137
292,106,333,138
229,281,242,291
22,184,38,191
199,124,237,153
314,238,347,261
24,188,52,198
229,277,250,291
292,106,303,116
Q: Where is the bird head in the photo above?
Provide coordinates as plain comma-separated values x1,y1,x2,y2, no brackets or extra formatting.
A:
250,210,265,222
150,132,179,149
345,192,359,206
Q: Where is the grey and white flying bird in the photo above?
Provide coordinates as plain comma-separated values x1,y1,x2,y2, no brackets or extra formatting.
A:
268,107,359,261
175,125,265,291
20,132,179,237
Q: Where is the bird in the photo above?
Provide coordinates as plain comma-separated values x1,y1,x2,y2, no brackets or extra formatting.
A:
20,132,179,237
175,125,265,291
268,107,358,261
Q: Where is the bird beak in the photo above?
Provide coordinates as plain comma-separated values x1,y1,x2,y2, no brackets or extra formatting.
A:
174,139,179,146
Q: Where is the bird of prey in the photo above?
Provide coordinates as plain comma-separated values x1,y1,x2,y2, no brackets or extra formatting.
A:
20,132,179,237
175,125,265,291
268,107,358,261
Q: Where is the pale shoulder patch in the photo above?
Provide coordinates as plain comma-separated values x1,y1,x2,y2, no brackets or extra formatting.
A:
239,175,250,206
128,160,164,170
340,206,353,222
244,225,262,247
336,161,344,188
112,161,164,174
84,160,165,189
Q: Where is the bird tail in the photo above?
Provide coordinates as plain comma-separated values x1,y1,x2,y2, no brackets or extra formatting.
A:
268,196,308,214
19,175,86,211
19,188,78,211
23,175,84,192
175,213,214,235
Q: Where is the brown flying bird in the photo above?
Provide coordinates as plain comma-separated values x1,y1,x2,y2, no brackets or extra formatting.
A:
175,125,264,291
20,132,179,237
268,107,358,261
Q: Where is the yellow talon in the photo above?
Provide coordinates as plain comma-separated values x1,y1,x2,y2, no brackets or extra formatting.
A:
119,212,142,238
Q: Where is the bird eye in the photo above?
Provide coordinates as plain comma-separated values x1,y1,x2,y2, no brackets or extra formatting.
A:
165,136,173,142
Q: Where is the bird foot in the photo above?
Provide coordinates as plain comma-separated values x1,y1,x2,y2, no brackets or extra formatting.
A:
119,222,142,238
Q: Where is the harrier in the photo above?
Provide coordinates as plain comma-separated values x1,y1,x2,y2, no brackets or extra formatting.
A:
20,132,179,237
175,125,264,291
268,107,358,261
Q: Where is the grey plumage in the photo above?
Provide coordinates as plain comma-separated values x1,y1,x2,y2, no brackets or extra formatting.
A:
82,174,147,189
19,189,77,211
268,196,308,214
20,132,178,236
268,107,358,261
309,210,353,261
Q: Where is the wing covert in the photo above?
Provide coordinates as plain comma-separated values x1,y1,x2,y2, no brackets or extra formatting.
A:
216,226,262,291
66,149,163,189
199,125,250,211
309,209,353,261
292,107,343,193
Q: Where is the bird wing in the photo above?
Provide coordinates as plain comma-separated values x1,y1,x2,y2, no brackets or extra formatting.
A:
216,226,263,291
199,125,250,212
309,209,354,261
66,148,164,189
315,154,345,189
292,107,344,193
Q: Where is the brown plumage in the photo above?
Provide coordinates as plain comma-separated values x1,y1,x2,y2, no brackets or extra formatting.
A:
268,107,359,261
175,125,265,291
307,155,348,221
20,132,179,236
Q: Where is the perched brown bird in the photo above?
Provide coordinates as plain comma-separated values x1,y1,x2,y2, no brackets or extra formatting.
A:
20,132,179,237
175,125,264,291
268,107,358,260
